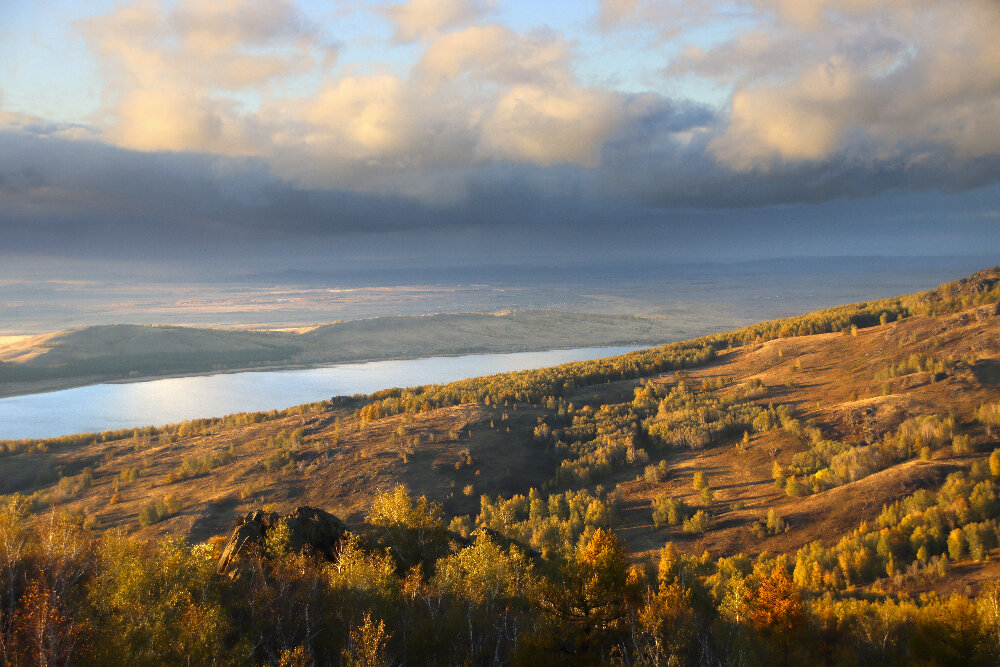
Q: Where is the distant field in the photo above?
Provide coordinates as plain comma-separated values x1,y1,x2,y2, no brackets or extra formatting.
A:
2,256,987,333
2,257,987,399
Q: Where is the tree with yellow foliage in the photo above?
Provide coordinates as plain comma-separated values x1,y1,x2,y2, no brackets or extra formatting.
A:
365,484,448,574
744,565,804,665
535,528,642,658
636,581,698,666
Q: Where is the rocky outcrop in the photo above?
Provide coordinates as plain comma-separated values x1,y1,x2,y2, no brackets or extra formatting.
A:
216,506,348,575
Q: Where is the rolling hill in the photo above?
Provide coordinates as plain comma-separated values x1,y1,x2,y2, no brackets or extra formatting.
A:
3,265,1000,664
0,309,685,397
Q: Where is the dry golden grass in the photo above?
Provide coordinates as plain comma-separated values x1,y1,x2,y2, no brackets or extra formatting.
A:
567,303,1000,565
5,301,1000,598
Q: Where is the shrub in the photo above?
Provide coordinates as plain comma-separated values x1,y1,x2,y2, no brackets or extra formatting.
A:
947,528,966,561
137,495,181,526
683,510,711,534
766,509,786,534
138,504,161,526
785,476,808,498
651,497,688,528
952,434,973,456
644,460,670,483
693,472,707,491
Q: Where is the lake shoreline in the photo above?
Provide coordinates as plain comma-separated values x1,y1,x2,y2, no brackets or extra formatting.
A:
0,345,645,440
0,341,658,401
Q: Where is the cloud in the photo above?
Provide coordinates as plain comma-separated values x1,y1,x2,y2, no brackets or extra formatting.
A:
381,0,492,42
0,107,102,142
300,75,415,155
596,0,643,30
593,0,722,39
84,0,325,90
666,0,1000,170
708,60,850,168
111,87,258,154
81,0,327,154
4,0,999,229
479,85,622,166
75,0,626,194
417,25,568,86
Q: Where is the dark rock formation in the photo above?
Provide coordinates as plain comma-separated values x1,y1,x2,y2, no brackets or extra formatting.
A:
216,506,348,575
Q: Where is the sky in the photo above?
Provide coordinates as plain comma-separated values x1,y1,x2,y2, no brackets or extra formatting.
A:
1,0,999,277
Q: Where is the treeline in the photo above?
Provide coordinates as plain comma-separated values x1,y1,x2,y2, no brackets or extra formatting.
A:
355,342,717,422
5,267,997,464
776,412,959,496
792,460,1000,592
2,486,1000,666
643,376,766,450
699,265,1000,348
531,375,772,488
353,267,1000,426
0,402,329,458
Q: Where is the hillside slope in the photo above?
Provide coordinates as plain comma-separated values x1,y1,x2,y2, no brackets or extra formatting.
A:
2,267,998,591
5,265,1000,664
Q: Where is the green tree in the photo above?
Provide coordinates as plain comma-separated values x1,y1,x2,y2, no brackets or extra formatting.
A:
772,461,786,490
693,472,707,491
636,582,697,666
341,613,390,667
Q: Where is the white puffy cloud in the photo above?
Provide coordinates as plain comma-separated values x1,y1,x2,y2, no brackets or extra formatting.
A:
84,0,323,90
381,0,492,42
82,0,325,154
417,25,568,86
479,85,621,166
31,0,1000,209
300,75,415,156
667,0,1000,169
111,87,258,154
77,0,623,191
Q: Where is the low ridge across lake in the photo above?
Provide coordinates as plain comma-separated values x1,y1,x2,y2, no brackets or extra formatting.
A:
0,346,641,440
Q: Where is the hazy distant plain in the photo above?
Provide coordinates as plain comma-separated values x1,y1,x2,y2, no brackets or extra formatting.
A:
0,256,987,335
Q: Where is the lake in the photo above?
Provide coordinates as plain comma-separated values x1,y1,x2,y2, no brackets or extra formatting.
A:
0,346,640,441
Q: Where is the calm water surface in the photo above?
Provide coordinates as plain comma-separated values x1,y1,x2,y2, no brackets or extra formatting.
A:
0,346,639,441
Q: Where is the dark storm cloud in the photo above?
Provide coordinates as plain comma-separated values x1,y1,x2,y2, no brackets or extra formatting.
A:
3,104,1000,263
0,130,435,247
592,94,1000,209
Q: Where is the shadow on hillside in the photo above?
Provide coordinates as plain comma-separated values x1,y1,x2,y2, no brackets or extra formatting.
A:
973,359,1000,386
714,479,770,491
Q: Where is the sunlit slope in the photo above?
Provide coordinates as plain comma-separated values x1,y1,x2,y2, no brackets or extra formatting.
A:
3,265,1000,595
